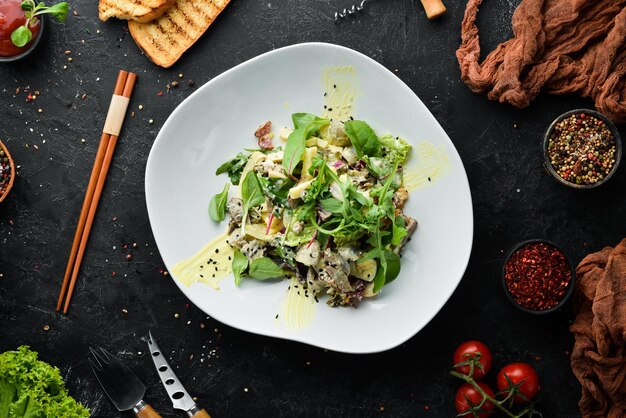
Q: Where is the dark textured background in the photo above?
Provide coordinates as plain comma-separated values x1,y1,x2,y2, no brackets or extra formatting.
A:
1,0,625,416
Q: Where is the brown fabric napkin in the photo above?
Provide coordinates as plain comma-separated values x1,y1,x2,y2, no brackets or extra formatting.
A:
456,0,626,122
570,239,626,418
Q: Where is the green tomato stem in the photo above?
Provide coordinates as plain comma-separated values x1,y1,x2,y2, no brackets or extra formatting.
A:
450,371,520,418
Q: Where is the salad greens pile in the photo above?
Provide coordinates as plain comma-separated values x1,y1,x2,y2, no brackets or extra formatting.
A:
0,346,89,418
212,112,416,307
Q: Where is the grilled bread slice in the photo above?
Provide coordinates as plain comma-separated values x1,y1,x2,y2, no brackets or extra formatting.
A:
98,0,175,23
128,0,230,68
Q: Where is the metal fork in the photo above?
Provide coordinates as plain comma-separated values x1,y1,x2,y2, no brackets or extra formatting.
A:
88,347,161,417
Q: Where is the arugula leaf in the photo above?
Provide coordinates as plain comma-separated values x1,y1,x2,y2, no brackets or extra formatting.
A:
283,114,329,175
240,171,264,231
320,197,343,213
248,257,285,280
391,215,408,246
215,152,249,185
232,249,248,286
209,183,230,222
256,176,295,208
344,120,381,158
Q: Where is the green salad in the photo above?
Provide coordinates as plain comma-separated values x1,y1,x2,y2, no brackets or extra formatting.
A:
0,346,89,418
211,113,416,307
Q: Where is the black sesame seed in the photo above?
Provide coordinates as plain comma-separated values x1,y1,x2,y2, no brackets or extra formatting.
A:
333,84,336,88
228,256,232,260
324,92,327,96
200,274,204,278
328,108,333,112
215,267,218,271
215,249,219,253
323,105,327,109
428,177,431,182
212,274,215,277
275,314,279,319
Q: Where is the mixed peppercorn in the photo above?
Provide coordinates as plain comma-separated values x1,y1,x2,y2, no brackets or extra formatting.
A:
504,242,572,311
547,112,617,186
0,143,13,199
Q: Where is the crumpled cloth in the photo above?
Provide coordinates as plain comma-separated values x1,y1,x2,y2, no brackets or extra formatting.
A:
456,0,626,123
570,239,626,417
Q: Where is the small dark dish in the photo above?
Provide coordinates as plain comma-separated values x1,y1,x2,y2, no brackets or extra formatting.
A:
0,16,45,63
0,140,16,202
502,239,576,315
543,109,622,189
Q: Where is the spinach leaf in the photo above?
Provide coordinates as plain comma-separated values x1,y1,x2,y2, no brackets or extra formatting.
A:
283,114,329,175
248,257,285,280
232,249,249,286
240,171,265,231
209,183,230,222
383,250,401,284
215,152,249,185
344,120,381,158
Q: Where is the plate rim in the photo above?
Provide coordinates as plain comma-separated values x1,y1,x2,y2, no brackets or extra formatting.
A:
145,42,474,354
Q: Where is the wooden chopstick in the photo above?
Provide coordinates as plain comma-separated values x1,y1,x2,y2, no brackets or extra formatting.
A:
57,70,137,313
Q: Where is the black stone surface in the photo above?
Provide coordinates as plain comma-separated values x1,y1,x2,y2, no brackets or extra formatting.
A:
1,0,625,417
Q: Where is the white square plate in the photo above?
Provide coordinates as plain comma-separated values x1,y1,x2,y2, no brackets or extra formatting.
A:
145,43,473,353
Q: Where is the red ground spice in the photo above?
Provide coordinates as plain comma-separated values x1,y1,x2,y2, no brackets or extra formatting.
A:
504,242,572,311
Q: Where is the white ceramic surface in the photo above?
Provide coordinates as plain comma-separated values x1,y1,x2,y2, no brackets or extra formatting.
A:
145,43,473,354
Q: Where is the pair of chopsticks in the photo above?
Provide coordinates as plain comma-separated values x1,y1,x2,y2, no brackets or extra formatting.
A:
56,70,137,313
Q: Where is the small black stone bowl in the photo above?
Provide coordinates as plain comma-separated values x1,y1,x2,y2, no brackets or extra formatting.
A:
0,16,45,63
543,109,622,189
502,239,576,315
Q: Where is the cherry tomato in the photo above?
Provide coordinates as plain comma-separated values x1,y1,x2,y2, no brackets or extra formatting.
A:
454,382,496,417
453,340,492,379
497,362,540,404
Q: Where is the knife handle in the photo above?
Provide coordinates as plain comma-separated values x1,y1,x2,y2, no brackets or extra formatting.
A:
190,409,211,418
134,403,161,418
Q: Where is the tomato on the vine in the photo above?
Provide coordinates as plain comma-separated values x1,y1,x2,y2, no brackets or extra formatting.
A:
453,340,492,379
454,382,496,417
496,362,540,404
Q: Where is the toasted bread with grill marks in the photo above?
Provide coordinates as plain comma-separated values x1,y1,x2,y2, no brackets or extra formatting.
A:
99,0,175,23
128,0,230,68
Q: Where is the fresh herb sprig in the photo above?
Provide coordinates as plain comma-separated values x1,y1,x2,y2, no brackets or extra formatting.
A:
11,0,69,48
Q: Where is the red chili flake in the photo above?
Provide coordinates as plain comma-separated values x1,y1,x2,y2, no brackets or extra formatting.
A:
126,253,133,261
185,303,190,309
157,91,163,96
26,94,34,102
424,405,430,411
504,243,572,311
111,271,117,277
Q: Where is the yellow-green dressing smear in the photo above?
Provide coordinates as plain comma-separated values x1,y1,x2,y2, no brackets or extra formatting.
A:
171,232,234,290
404,141,452,191
322,66,359,121
278,276,316,330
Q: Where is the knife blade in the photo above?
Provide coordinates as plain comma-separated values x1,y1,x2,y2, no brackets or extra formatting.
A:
147,331,212,418
88,347,162,418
